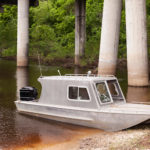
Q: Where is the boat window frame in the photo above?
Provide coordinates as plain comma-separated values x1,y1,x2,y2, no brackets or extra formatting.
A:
94,81,113,105
107,81,120,96
112,79,126,102
67,85,91,102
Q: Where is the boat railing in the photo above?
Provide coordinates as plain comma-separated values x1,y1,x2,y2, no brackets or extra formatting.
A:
65,74,96,77
97,75,115,77
65,74,115,78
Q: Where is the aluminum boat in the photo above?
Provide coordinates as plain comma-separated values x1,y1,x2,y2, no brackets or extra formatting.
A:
15,74,150,131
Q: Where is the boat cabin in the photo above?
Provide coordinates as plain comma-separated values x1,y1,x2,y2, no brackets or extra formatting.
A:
16,74,150,131
38,75,126,109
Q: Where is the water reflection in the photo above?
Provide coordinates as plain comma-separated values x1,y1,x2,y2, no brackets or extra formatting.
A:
11,113,99,149
127,86,150,103
0,59,97,149
2,59,150,149
16,67,29,99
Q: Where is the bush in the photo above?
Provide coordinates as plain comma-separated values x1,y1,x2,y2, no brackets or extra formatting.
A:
1,0,150,63
0,5,17,56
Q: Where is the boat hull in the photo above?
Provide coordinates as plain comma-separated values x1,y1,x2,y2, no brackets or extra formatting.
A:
15,101,150,131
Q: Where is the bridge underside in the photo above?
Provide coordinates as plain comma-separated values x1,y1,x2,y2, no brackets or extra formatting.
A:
0,0,38,6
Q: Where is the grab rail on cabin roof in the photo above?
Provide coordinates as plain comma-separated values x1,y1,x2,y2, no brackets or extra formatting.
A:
65,74,96,77
65,74,115,77
97,75,115,77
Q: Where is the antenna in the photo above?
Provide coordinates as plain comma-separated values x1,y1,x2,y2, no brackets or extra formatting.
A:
37,51,43,77
57,70,61,76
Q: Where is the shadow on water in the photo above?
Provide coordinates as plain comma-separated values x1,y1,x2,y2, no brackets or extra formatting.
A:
10,114,99,149
0,59,150,149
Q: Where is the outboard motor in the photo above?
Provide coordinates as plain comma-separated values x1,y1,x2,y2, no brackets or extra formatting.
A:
20,87,38,101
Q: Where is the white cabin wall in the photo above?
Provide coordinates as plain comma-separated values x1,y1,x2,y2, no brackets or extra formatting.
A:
38,79,99,109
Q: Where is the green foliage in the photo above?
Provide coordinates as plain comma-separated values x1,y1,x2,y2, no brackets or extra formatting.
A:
29,0,75,58
118,3,126,59
0,5,17,56
1,0,150,63
85,0,103,60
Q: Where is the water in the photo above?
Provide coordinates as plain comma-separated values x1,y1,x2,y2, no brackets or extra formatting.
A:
0,59,150,149
0,59,97,149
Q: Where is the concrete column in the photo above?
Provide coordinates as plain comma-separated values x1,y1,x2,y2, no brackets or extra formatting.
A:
75,0,86,65
127,87,150,103
74,66,79,74
98,0,122,75
17,0,29,67
125,0,149,86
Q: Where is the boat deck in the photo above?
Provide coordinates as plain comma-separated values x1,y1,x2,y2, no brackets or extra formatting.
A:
101,103,150,115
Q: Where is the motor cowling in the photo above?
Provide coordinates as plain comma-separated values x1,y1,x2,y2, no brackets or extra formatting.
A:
20,86,38,101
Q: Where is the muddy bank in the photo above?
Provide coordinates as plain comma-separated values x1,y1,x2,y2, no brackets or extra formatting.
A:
0,56,127,71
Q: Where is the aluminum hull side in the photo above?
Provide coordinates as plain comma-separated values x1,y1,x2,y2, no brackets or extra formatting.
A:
15,101,150,131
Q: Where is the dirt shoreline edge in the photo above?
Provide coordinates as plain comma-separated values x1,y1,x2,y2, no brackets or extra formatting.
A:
0,56,127,72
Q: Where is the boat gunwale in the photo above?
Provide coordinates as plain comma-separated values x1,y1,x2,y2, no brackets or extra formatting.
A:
15,101,150,115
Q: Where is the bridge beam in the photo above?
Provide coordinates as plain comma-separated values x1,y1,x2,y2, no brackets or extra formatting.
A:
75,0,86,65
126,0,149,86
98,0,122,75
17,0,29,67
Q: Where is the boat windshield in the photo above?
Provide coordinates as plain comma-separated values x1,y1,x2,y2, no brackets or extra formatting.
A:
96,82,111,103
107,80,124,102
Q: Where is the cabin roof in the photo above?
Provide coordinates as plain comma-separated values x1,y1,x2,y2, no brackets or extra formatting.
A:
39,75,117,82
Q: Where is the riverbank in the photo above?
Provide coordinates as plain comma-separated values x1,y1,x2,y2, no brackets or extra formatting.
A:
77,124,150,150
0,56,98,69
0,58,150,150
0,56,127,71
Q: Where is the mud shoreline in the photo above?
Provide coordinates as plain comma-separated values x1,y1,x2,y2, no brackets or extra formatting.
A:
0,56,127,71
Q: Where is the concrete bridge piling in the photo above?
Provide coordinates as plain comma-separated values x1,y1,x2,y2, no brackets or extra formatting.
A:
17,0,29,67
98,0,149,86
98,0,122,75
127,87,150,103
75,0,86,66
1,0,149,86
0,0,36,67
125,0,149,86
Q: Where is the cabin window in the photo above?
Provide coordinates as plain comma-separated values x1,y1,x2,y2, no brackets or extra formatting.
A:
107,81,119,96
68,86,90,101
69,87,78,99
79,88,90,100
96,83,111,103
107,80,124,101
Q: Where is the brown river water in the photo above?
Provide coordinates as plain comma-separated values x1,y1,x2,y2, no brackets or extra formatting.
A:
0,58,150,149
